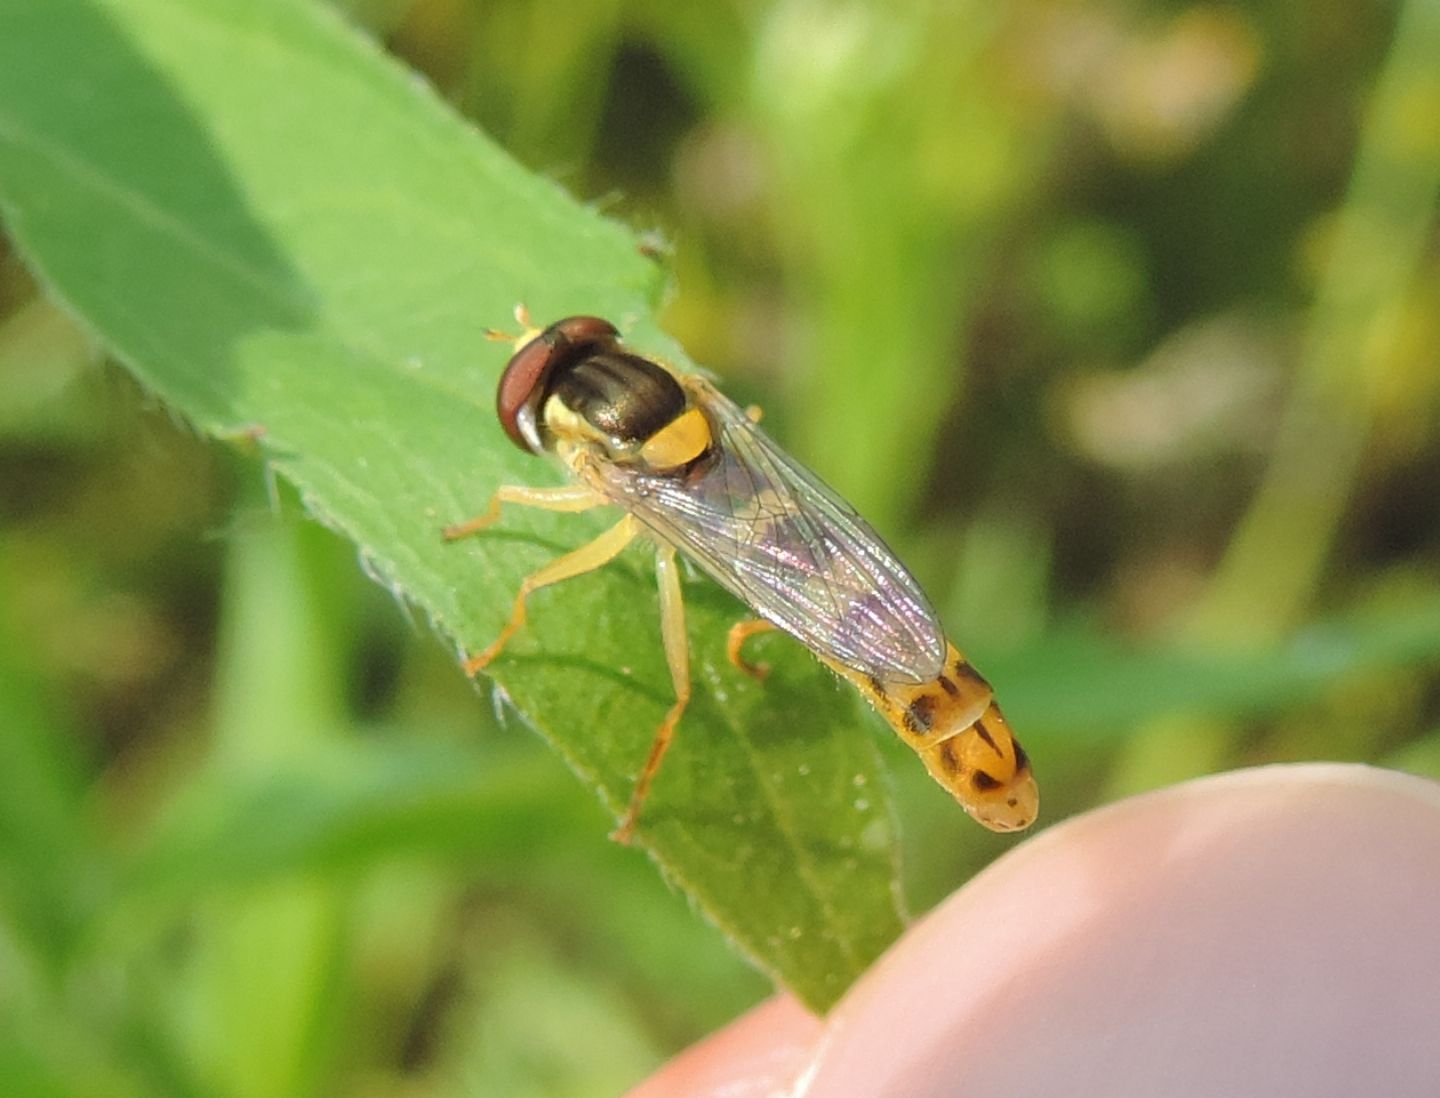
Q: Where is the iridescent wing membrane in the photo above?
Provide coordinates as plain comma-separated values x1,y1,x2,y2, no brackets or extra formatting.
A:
586,377,947,684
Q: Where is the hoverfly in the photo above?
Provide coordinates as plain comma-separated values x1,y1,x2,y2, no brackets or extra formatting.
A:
446,310,1037,843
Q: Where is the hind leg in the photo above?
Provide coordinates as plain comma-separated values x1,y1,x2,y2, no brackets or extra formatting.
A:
726,618,778,681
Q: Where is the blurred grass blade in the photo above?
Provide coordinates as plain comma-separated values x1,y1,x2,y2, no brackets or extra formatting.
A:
168,495,347,1097
1192,0,1440,641
0,545,103,969
0,0,905,1009
129,739,600,894
999,594,1440,738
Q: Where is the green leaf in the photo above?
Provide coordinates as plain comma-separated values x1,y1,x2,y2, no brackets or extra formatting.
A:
0,0,905,1009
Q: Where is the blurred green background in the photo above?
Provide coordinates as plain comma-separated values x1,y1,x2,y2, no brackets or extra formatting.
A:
2,0,1438,1094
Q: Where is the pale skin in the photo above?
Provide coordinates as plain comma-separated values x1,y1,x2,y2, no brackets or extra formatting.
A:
627,764,1440,1098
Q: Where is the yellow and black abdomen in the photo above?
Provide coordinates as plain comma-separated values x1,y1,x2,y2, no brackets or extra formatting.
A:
828,643,1037,832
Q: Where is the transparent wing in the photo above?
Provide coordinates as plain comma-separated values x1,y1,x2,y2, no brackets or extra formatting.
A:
585,377,945,683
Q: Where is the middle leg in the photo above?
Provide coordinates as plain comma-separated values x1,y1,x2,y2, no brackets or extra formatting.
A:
463,514,638,675
613,545,691,844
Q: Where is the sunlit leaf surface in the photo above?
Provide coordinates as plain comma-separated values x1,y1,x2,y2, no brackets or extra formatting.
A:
0,0,906,1010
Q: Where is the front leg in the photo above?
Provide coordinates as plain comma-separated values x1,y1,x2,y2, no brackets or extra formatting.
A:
443,483,606,541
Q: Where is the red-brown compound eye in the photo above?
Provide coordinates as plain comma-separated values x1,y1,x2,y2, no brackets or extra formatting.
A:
495,316,621,452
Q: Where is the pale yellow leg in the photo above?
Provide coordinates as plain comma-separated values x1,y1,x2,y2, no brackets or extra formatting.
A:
483,303,540,347
725,618,778,681
216,422,268,451
443,484,605,541
462,514,638,675
612,546,691,845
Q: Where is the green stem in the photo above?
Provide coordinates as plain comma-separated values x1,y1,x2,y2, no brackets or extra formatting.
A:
1191,0,1440,643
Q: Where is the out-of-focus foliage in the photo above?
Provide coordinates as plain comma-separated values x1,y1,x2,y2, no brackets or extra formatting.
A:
0,0,910,1020
0,0,1437,1095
